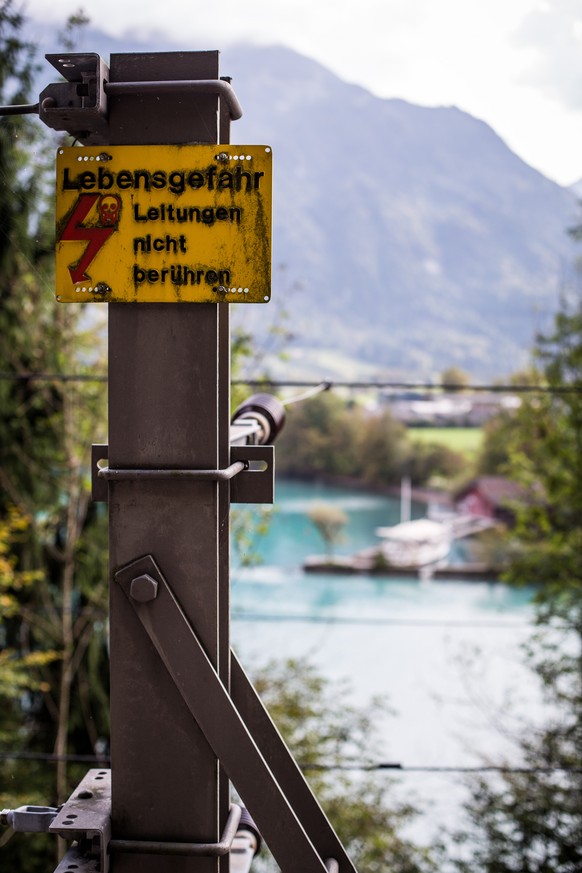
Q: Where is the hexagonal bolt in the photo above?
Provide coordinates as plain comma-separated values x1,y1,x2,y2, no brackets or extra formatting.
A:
129,573,159,602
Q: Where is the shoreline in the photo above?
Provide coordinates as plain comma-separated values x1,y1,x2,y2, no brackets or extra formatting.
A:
278,473,453,508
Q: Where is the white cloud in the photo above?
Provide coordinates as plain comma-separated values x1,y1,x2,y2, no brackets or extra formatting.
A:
513,0,582,110
21,0,582,185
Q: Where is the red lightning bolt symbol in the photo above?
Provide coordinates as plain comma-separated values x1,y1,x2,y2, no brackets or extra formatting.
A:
60,193,116,284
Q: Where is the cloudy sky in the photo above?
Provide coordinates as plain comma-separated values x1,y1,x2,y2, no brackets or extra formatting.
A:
23,0,582,187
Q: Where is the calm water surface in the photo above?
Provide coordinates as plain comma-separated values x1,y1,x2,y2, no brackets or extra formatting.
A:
230,479,543,843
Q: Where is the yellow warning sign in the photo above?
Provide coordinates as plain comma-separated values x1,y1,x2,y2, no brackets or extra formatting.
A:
55,145,272,303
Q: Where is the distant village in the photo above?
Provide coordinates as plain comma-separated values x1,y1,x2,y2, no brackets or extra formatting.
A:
382,390,521,426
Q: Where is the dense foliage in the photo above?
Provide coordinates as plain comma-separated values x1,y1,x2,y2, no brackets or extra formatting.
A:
453,294,582,872
276,392,466,486
0,5,109,868
252,658,440,873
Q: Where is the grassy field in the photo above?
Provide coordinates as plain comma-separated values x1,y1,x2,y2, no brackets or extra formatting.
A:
408,426,484,458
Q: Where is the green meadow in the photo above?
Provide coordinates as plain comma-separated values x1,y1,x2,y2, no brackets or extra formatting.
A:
408,426,484,458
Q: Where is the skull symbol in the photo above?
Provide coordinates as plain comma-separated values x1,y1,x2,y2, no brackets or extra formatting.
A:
98,194,121,227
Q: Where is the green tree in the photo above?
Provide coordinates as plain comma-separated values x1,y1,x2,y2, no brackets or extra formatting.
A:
440,366,471,390
356,409,410,485
276,392,362,478
452,294,582,872
277,392,466,487
252,658,439,873
0,13,109,873
0,508,58,733
308,501,348,558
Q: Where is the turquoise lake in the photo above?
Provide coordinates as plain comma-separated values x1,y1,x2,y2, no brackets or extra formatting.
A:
230,479,543,845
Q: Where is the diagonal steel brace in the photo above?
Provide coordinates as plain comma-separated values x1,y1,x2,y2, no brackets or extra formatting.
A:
115,555,357,873
230,653,357,873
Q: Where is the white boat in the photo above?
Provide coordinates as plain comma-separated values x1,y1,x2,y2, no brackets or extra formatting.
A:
374,518,451,568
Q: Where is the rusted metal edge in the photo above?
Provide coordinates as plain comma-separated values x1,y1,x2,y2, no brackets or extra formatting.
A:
49,769,112,873
54,843,100,873
109,803,242,857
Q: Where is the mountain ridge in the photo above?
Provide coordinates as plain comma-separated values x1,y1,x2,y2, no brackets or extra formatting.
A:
29,25,581,378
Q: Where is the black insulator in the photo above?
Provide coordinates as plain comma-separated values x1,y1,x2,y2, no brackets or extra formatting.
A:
231,393,286,444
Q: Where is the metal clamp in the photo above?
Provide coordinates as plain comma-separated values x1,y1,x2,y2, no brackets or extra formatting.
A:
39,53,110,143
109,803,242,857
0,805,58,832
92,444,274,504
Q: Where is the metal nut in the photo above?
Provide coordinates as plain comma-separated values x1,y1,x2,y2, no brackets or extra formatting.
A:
129,574,158,602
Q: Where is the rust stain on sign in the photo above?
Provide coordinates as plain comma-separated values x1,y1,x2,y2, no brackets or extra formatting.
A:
55,144,272,303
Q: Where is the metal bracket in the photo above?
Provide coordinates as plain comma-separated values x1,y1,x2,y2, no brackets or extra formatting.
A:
49,769,112,873
114,554,354,873
38,53,242,144
45,768,244,868
54,843,101,873
230,445,274,503
39,53,110,144
92,444,274,504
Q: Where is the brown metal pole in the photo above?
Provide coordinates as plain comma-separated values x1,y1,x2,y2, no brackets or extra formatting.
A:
106,51,230,872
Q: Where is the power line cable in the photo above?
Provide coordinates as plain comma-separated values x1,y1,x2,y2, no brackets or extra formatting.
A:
234,379,582,395
0,103,39,116
304,763,582,774
231,612,539,629
280,381,332,405
1,751,579,775
0,372,107,383
0,751,110,764
1,373,581,394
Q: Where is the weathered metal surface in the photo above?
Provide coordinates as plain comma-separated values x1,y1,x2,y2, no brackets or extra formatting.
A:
55,144,272,303
106,50,230,873
115,554,329,873
54,844,101,873
105,79,242,120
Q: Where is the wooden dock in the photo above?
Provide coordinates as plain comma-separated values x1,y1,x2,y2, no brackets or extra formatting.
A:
302,554,501,580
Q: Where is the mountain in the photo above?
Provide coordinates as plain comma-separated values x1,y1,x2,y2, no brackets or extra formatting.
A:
30,26,581,379
224,46,579,379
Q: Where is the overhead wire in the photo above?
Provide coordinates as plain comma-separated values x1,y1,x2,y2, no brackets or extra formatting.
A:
0,751,579,775
0,373,581,394
0,103,40,116
231,612,540,629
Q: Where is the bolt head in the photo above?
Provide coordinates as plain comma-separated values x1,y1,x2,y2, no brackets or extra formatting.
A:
130,573,158,602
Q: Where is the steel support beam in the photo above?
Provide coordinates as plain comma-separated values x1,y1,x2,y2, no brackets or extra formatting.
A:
39,47,357,873
106,51,231,872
